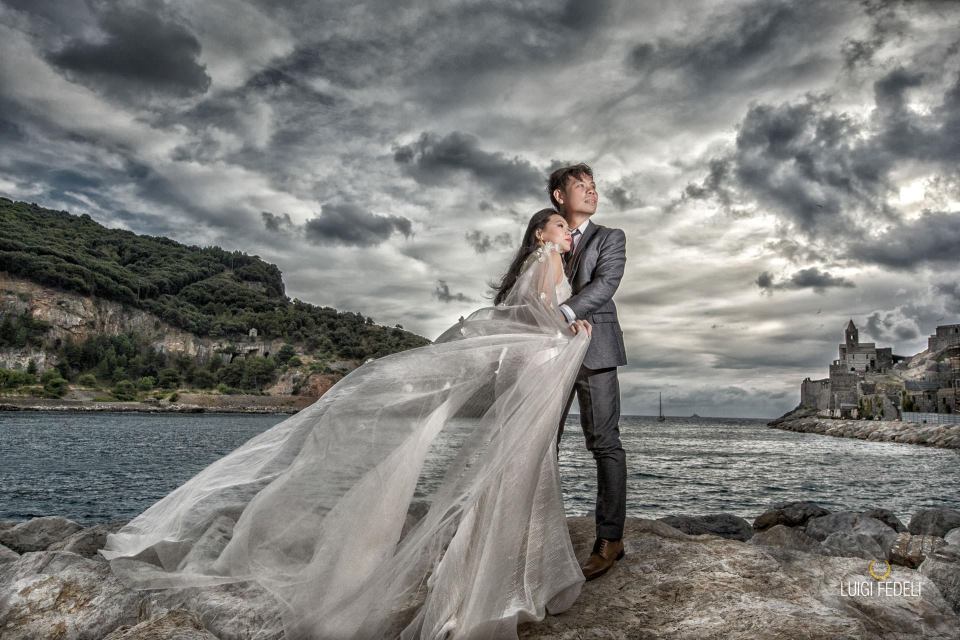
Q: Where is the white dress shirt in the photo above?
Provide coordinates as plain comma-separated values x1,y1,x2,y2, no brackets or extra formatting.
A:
559,218,591,324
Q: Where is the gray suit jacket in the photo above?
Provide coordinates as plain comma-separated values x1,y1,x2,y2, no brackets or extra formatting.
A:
564,222,627,369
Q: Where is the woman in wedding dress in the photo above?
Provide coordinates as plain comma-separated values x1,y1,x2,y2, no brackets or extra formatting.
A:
100,208,593,640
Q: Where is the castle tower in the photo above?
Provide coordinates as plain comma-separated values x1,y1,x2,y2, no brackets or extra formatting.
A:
845,319,858,347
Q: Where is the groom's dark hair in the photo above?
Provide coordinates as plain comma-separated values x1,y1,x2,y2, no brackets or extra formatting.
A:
548,163,594,209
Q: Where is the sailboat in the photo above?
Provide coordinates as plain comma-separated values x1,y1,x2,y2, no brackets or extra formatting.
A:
657,391,666,422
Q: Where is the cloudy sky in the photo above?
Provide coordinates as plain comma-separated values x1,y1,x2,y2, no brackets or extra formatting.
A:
2,0,959,418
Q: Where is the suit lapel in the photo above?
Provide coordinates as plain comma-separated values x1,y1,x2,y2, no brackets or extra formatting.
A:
567,222,599,279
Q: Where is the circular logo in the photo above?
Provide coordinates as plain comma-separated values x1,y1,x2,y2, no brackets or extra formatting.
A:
868,559,892,581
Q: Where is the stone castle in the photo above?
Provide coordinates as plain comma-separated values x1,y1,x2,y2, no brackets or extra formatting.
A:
801,320,960,419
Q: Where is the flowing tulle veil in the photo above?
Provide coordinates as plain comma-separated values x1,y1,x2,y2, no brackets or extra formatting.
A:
101,241,589,639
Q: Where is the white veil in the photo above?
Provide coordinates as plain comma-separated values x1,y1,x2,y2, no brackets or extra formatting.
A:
101,241,590,639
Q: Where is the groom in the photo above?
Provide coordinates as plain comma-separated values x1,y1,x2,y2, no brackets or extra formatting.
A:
550,163,628,581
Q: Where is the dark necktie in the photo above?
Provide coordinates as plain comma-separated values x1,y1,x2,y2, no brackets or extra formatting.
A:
565,229,582,269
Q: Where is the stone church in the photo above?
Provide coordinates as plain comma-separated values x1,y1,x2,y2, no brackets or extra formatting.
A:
801,320,897,418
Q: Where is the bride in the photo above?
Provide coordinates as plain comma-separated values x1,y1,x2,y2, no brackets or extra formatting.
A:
100,208,593,640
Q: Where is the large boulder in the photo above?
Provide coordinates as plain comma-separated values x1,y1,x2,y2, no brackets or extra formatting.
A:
909,508,960,538
0,550,141,639
102,609,219,640
820,531,886,560
143,582,284,640
657,513,754,541
49,522,126,559
749,524,822,553
804,511,898,551
861,507,907,533
753,501,830,531
0,544,18,563
919,544,960,615
946,528,960,547
0,517,83,553
889,532,949,569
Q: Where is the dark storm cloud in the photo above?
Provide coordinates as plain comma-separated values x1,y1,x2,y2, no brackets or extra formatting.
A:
606,186,639,211
45,1,211,99
433,280,473,304
682,56,960,264
756,267,855,294
935,282,960,315
235,0,613,112
465,230,513,254
864,310,920,343
262,211,294,233
304,203,412,248
840,0,910,70
729,96,893,237
627,0,841,91
394,132,544,200
848,211,960,269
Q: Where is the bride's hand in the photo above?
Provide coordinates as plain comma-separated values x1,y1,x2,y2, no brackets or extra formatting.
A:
569,319,592,337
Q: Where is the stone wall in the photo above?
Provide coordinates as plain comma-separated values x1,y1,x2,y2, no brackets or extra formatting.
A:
928,324,960,353
800,377,830,411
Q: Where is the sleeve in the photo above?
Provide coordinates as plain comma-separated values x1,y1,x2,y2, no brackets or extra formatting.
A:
562,228,626,319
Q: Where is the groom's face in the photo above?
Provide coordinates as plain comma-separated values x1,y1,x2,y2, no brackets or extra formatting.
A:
556,173,598,217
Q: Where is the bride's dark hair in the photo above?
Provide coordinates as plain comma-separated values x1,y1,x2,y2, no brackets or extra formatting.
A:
492,208,561,306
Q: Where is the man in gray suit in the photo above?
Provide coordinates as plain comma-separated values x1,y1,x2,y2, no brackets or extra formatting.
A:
549,163,628,581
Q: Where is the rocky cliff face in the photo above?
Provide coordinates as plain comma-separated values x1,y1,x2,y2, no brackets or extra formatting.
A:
0,272,283,370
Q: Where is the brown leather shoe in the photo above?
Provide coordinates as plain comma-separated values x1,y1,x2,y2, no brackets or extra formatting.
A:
580,537,625,581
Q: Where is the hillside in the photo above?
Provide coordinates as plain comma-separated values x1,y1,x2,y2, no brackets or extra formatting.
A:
0,197,431,406
0,198,428,357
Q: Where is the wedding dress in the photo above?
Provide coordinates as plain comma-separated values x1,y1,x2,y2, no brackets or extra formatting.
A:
101,241,590,640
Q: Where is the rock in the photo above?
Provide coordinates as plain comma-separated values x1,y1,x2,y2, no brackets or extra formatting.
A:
49,522,126,558
749,524,823,553
909,508,960,537
4,513,959,639
753,501,831,531
0,550,141,639
920,544,960,615
0,544,18,562
890,532,949,569
145,581,284,640
657,513,754,541
0,521,17,534
946,527,960,547
820,531,886,560
517,516,960,639
103,609,218,640
0,516,84,553
804,512,898,551
861,507,907,533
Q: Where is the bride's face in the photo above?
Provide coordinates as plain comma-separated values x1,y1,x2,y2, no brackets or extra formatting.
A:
538,214,573,252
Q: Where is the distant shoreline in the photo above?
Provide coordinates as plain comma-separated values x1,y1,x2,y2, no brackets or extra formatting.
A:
0,401,774,420
0,394,311,415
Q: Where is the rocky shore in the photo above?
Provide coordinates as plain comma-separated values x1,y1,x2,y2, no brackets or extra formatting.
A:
0,393,316,415
2,503,959,639
768,408,960,451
